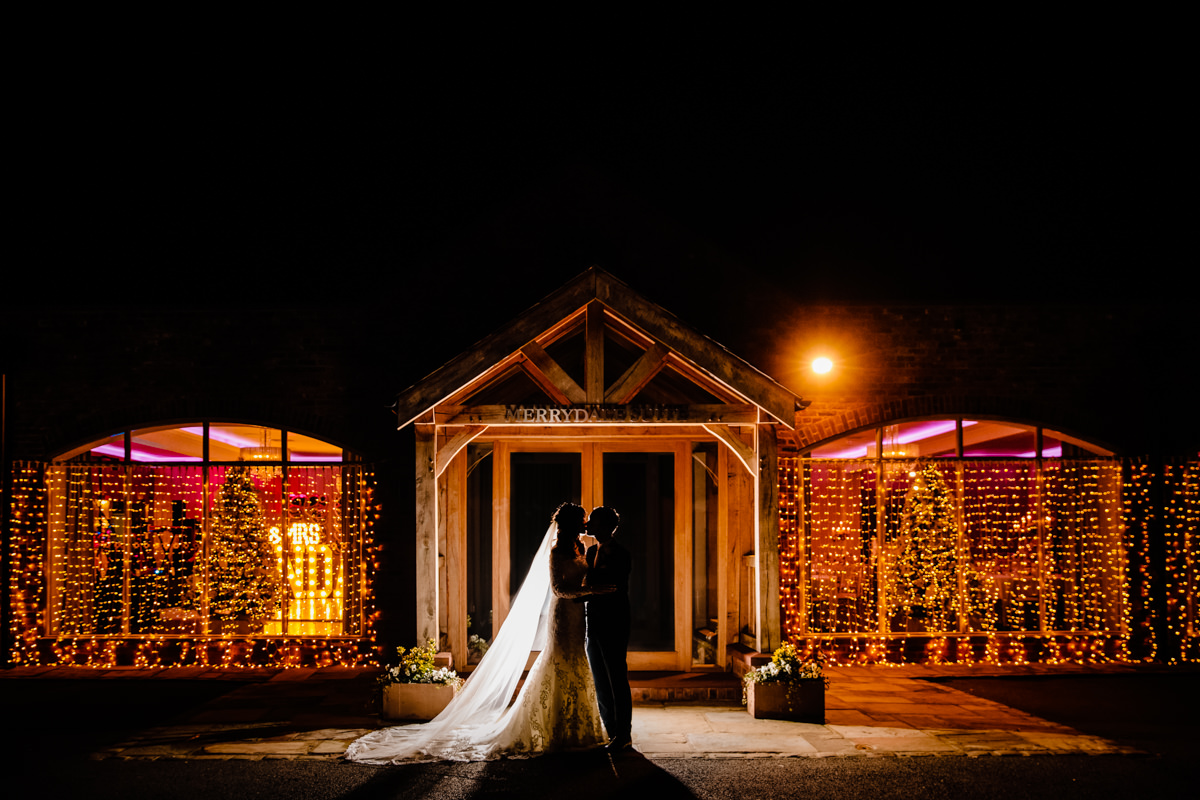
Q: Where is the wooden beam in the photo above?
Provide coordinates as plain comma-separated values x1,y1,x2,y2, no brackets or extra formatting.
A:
604,342,668,404
718,444,746,669
446,451,468,670
755,424,780,653
585,300,605,403
448,403,757,426
520,341,586,405
674,441,691,670
435,425,487,478
415,424,438,644
704,424,755,474
492,441,511,631
595,271,802,427
438,454,449,647
394,267,805,430
477,425,716,440
393,274,598,427
716,444,728,670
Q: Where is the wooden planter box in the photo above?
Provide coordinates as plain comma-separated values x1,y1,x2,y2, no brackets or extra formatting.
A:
746,680,825,722
382,683,458,721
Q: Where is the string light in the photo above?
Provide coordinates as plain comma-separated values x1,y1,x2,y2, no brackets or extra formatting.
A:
1161,460,1199,663
780,452,1198,666
6,460,381,669
7,446,1190,669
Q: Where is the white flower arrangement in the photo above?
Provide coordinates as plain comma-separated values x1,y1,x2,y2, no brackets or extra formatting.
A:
742,643,828,704
377,639,464,689
468,633,489,659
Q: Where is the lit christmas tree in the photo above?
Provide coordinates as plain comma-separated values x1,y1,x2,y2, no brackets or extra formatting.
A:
208,468,280,629
889,462,961,631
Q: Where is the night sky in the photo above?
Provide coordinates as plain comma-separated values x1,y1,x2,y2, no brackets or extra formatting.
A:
13,34,1186,357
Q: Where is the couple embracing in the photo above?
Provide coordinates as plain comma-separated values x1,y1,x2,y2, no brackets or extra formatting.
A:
552,502,633,753
346,502,632,763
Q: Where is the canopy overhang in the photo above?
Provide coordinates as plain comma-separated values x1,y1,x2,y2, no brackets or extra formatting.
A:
394,267,805,430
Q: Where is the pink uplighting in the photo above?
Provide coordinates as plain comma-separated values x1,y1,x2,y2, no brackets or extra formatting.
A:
192,426,270,450
814,420,978,459
92,429,341,462
896,419,963,443
93,442,204,462
815,441,871,459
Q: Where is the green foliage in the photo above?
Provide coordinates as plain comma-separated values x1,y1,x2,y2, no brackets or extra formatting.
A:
889,461,961,630
208,467,280,621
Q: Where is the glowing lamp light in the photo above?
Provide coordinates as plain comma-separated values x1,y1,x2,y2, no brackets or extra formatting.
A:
812,357,833,374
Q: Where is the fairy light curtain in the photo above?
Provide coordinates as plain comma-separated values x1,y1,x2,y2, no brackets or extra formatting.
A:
802,460,879,635
45,465,207,637
780,454,1165,662
7,462,47,665
6,460,376,667
960,461,1040,633
778,459,803,639
1041,461,1127,634
271,465,349,637
1161,460,1199,662
883,461,961,633
206,465,283,634
8,453,1192,666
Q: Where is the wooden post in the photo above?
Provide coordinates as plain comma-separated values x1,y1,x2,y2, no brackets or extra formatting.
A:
446,451,468,668
415,423,439,644
492,441,511,631
755,424,780,653
674,440,692,670
716,444,732,669
437,450,447,646
716,429,755,666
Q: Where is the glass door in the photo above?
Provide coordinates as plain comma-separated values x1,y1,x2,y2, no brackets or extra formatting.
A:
488,442,589,635
482,440,690,670
594,442,689,670
510,451,582,600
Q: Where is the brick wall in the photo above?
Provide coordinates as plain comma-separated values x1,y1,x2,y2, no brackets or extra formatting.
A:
734,304,1195,456
3,300,1193,461
1,306,402,462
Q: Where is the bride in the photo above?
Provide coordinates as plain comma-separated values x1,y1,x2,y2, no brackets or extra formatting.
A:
345,502,611,763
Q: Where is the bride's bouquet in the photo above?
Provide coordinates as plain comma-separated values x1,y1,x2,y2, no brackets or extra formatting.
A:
378,639,464,689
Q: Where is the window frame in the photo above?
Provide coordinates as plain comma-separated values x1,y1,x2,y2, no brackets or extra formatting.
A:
43,422,363,642
802,417,1114,460
54,422,356,465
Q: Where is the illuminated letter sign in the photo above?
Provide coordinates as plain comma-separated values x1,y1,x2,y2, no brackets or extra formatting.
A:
503,404,684,423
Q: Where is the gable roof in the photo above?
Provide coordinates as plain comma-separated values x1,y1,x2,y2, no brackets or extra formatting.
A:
394,266,804,428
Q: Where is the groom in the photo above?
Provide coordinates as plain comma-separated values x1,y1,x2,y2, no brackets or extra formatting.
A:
583,506,633,751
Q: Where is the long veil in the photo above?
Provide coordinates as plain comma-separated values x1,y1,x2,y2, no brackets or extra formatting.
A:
345,521,556,763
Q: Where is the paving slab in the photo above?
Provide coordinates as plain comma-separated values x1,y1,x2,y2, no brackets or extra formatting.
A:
685,732,821,754
845,735,962,754
202,741,314,755
2,662,1160,761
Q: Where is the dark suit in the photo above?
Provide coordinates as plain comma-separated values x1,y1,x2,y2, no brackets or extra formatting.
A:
584,539,633,740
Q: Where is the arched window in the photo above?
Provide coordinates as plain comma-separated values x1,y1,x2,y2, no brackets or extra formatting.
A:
44,423,367,646
56,423,351,464
788,418,1125,645
805,419,1113,459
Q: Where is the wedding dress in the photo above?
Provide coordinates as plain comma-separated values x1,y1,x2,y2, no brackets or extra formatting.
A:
345,523,606,763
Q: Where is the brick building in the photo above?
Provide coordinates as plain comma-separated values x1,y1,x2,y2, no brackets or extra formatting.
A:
2,269,1196,670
